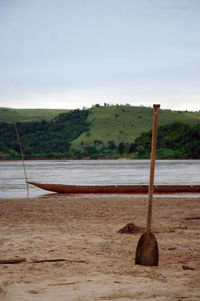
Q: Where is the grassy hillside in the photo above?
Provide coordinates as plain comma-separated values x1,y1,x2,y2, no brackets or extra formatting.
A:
0,107,70,122
71,105,200,148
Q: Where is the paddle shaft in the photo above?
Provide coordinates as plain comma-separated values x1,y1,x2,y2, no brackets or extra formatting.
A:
146,104,160,233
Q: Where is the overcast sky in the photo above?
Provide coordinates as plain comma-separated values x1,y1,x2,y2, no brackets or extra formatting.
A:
0,0,200,111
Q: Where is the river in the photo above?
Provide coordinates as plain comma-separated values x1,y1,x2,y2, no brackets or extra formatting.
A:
0,159,200,198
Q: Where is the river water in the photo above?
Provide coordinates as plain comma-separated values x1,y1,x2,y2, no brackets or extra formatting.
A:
0,159,200,198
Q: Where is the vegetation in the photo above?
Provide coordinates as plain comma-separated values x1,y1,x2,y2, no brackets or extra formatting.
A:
71,105,200,149
0,109,89,159
1,105,200,160
0,107,70,122
132,122,200,159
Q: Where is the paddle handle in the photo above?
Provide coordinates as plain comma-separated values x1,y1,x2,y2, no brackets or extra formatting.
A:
146,104,160,233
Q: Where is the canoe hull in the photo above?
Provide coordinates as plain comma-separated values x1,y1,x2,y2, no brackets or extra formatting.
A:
27,182,200,194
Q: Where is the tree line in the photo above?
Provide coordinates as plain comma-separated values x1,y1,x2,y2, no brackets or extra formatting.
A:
68,122,200,159
133,122,200,159
0,109,89,159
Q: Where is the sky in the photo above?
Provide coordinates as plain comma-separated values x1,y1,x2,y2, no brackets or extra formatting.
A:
0,0,200,111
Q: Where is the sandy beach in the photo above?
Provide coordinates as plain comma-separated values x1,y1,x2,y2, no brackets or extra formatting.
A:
0,194,200,300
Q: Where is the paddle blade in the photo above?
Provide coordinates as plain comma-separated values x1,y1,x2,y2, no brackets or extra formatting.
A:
135,232,159,266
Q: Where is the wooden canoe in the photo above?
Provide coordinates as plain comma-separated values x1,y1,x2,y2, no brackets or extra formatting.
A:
27,181,200,194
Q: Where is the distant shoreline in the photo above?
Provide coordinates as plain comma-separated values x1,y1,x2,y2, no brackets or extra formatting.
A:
1,157,200,162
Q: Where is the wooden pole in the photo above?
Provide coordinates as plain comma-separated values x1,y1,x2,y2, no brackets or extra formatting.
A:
146,104,160,233
13,121,29,197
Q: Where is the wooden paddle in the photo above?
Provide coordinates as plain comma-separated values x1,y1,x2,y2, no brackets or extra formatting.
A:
135,104,160,266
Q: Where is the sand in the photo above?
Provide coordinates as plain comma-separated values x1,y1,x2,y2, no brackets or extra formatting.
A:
0,194,200,301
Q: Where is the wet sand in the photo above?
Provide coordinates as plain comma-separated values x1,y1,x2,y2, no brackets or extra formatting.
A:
0,195,200,300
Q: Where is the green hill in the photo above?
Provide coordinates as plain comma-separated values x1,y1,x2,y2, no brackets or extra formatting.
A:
71,105,200,149
0,107,70,122
1,105,200,159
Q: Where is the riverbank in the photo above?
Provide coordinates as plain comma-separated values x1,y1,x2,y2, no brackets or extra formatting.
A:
0,195,200,300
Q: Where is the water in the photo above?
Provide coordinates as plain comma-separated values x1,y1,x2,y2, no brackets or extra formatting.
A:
0,159,200,198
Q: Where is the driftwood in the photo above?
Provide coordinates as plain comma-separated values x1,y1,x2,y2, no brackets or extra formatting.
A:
0,258,86,264
185,217,200,220
48,282,76,286
0,258,26,264
31,258,86,264
182,265,195,270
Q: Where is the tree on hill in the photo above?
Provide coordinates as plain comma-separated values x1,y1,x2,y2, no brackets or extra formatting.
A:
0,109,90,158
133,122,200,159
